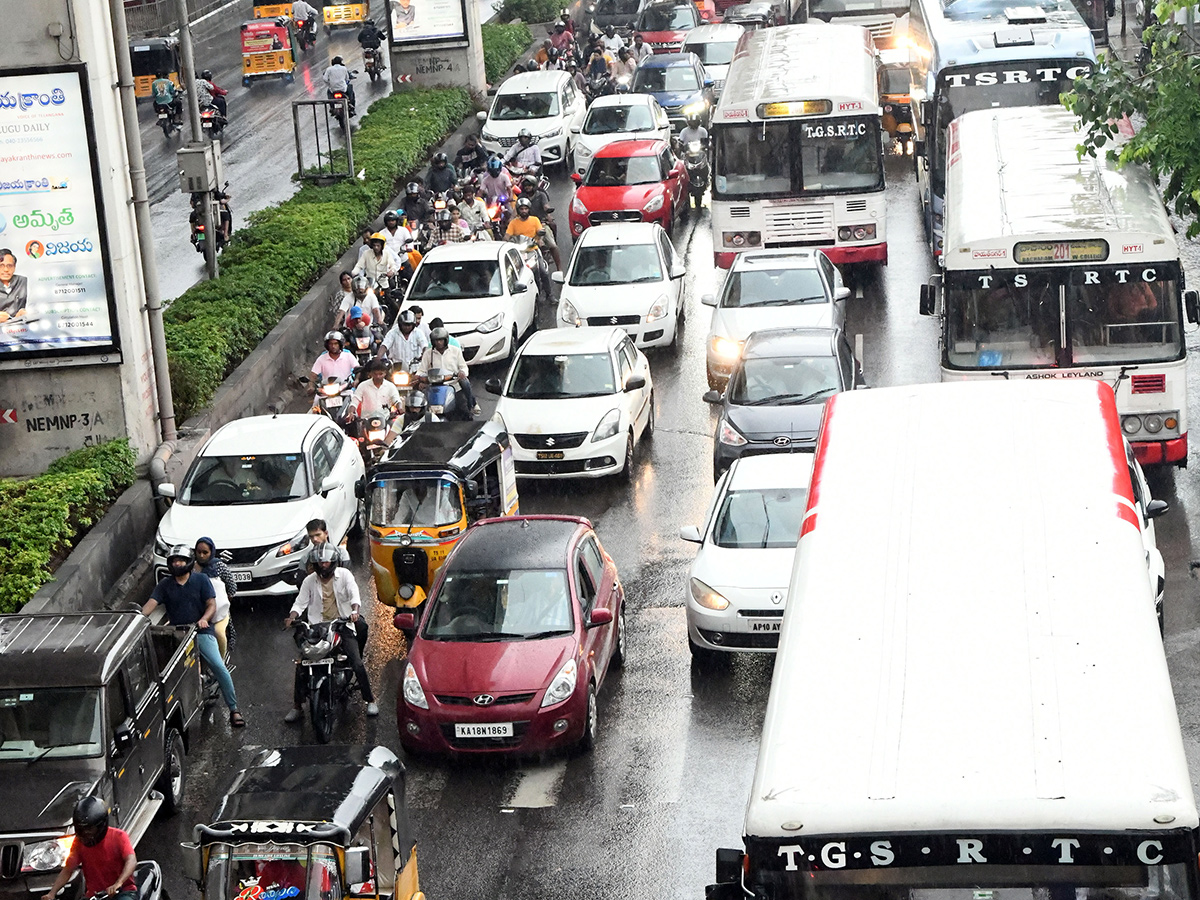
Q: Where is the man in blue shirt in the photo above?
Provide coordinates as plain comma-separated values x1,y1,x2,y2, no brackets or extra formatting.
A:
142,544,244,727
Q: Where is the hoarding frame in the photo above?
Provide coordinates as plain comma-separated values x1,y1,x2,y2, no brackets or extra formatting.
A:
386,0,471,51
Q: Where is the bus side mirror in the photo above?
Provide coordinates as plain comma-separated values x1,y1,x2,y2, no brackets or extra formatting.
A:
919,276,942,316
912,138,925,158
1184,289,1199,324
180,843,203,885
344,847,370,886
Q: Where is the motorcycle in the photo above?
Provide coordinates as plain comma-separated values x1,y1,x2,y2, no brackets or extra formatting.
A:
311,375,358,432
189,184,232,255
292,618,360,744
511,231,551,300
346,321,383,367
329,85,353,130
358,408,405,467
423,368,462,421
199,100,226,139
586,71,613,102
682,139,709,207
296,14,317,51
363,45,385,82
155,99,184,138
486,195,511,240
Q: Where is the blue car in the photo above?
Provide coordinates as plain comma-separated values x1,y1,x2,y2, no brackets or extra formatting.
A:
631,52,714,132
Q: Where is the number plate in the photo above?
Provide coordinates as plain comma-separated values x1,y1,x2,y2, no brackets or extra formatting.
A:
454,722,514,738
536,451,565,460
750,621,781,632
324,396,344,408
231,570,252,583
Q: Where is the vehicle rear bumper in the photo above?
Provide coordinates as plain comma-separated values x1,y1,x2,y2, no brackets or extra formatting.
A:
1133,434,1187,466
820,243,888,266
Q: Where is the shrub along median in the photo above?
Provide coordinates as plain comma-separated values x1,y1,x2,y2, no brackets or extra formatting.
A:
165,87,473,420
0,439,137,614
482,23,533,83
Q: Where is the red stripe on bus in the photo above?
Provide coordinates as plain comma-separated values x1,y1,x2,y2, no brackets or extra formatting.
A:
1096,383,1136,508
1116,503,1140,530
800,513,818,538
801,396,839,537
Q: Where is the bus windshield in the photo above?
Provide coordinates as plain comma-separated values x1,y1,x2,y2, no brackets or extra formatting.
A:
714,117,883,198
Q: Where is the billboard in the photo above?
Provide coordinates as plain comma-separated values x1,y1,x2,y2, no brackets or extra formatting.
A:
0,65,120,364
387,0,469,47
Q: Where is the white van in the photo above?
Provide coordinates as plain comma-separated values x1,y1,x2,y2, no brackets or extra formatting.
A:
681,23,745,99
476,70,588,171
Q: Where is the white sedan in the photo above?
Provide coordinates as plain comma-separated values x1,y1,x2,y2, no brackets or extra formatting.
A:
153,415,366,596
680,453,813,661
554,222,686,349
571,94,673,176
402,242,538,366
486,327,654,479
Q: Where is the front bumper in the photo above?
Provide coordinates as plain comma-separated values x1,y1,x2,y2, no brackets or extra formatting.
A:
687,600,786,653
456,327,512,365
153,553,303,597
820,242,888,266
0,868,80,900
398,684,587,754
479,135,567,165
1132,434,1188,466
570,208,669,235
511,430,625,478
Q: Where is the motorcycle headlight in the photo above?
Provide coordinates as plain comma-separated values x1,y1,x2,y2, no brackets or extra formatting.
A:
592,408,622,442
541,126,563,139
689,577,730,610
576,144,594,159
321,382,341,396
403,662,429,709
718,418,747,447
367,429,387,442
572,196,588,215
643,194,665,213
646,295,669,322
541,657,578,707
276,528,311,558
560,298,581,325
477,312,504,333
686,140,702,153
392,370,412,387
21,836,74,873
710,335,742,361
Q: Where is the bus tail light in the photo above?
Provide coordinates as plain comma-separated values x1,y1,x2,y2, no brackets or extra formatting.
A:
722,231,761,248
838,224,877,242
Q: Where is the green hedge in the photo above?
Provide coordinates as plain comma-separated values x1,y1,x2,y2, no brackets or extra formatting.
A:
0,439,137,614
493,0,566,25
165,88,473,420
482,23,534,83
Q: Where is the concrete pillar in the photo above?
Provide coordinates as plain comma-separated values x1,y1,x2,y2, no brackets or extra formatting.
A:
388,0,488,99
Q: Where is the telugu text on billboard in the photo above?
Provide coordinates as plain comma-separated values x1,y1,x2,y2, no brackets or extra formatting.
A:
388,0,467,46
0,66,120,362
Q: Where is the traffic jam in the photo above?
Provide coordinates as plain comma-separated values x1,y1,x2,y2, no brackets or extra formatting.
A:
5,0,1199,896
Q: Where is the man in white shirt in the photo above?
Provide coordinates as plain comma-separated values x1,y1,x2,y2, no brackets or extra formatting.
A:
323,56,356,116
416,327,478,418
631,33,653,63
353,232,403,284
283,544,377,720
602,25,626,54
381,211,412,257
335,275,385,328
353,358,403,417
382,310,428,373
292,0,319,23
503,130,543,170
310,331,357,391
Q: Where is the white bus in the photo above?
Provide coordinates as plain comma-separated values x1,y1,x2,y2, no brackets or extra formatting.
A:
710,25,886,273
707,379,1186,900
923,106,1198,467
806,0,909,47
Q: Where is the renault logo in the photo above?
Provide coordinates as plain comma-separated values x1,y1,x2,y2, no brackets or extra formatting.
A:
770,591,784,605
473,694,495,706
773,436,791,447
219,549,233,563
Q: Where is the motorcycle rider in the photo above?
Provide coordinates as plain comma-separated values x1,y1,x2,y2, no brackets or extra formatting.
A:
425,152,458,194
402,390,429,428
506,195,544,243
305,518,351,569
602,24,626,54
550,21,574,56
323,56,356,117
612,47,637,79
194,68,228,119
335,275,384,328
454,133,488,173
568,59,587,93
631,32,653,63
678,111,710,148
353,357,402,418
193,537,237,660
311,330,357,394
480,157,514,211
503,128,543,172
292,0,319,39
284,543,378,721
382,309,428,373
357,18,386,71
416,326,479,418
519,174,561,270
381,210,413,256
353,232,403,285
41,798,137,900
150,71,182,122
534,39,554,66
431,205,467,244
460,183,490,232
143,545,243,727
400,181,430,227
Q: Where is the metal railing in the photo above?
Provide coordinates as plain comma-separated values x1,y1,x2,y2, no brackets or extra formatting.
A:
124,0,245,36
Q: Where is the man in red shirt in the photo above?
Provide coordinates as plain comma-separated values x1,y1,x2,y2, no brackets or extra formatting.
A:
42,798,136,900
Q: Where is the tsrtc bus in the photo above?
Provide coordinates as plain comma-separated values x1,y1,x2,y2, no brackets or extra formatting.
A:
707,379,1187,900
806,0,909,47
710,25,886,272
923,106,1198,466
908,0,1096,254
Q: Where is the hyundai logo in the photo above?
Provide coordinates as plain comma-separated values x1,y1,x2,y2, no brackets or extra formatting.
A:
219,549,233,562
473,694,495,706
773,436,791,446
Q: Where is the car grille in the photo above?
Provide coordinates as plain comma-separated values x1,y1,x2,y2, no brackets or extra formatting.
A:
513,432,589,450
435,692,537,706
662,104,683,114
728,206,751,218
698,628,780,649
649,42,680,51
216,544,276,565
586,315,641,327
495,135,519,148
737,609,785,618
1131,374,1166,393
1,842,21,879
588,210,643,225
515,456,616,475
440,721,531,749
765,203,834,242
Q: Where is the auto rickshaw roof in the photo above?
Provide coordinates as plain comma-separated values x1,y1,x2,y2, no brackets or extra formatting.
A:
202,745,404,843
130,37,179,50
373,419,509,480
241,18,291,37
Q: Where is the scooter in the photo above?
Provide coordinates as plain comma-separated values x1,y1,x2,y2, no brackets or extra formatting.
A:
311,375,358,432
682,139,709,207
346,321,382,367
511,231,551,300
363,45,385,82
155,99,184,138
199,100,226,139
424,367,461,421
291,618,361,744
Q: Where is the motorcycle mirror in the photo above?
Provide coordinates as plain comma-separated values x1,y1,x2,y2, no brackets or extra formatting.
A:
570,172,583,184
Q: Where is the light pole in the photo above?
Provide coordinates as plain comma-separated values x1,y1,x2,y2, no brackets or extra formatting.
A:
174,0,218,279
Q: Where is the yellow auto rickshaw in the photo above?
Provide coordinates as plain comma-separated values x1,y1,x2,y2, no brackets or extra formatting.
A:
323,0,371,32
253,0,293,17
183,746,423,900
241,17,297,86
368,419,520,625
878,47,915,152
129,37,180,99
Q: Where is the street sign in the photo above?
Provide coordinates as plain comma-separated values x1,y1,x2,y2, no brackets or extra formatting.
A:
1,409,17,424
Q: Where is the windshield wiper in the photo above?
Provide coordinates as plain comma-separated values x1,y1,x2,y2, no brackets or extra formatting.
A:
521,629,573,640
741,388,835,407
27,742,72,765
777,388,838,405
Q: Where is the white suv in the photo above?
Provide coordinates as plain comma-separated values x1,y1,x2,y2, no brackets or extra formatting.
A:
477,70,588,171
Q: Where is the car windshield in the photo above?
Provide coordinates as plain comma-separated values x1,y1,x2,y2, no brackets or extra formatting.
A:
409,260,503,299
0,688,102,760
182,454,310,505
585,155,663,186
491,91,559,120
507,352,617,398
369,477,463,528
633,65,700,92
713,486,808,548
596,0,640,15
570,243,664,285
204,843,343,900
686,40,738,64
729,355,841,405
721,266,828,307
638,5,698,28
584,104,659,134
423,569,574,640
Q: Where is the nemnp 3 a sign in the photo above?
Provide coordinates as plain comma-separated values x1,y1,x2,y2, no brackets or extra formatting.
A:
0,65,120,364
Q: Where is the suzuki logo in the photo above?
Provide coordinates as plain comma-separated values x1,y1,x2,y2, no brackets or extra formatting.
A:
773,436,791,446
610,317,618,325
544,437,556,447
473,694,495,706
219,550,233,562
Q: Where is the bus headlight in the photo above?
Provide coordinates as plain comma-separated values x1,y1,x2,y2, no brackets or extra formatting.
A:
838,224,877,242
1122,415,1142,435
1144,414,1164,434
722,231,761,248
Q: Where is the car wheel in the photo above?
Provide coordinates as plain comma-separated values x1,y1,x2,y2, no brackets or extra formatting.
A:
644,392,655,440
689,637,729,668
156,728,186,815
578,682,598,752
507,324,520,362
621,430,635,480
348,494,366,538
612,603,627,668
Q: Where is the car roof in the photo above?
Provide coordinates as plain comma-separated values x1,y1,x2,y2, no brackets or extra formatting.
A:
727,452,814,491
0,613,147,687
638,52,697,67
590,93,657,109
742,326,838,359
417,241,508,263
594,138,666,158
521,326,622,354
495,70,569,94
729,249,823,271
451,516,588,571
204,414,328,456
724,1,773,12
576,221,663,247
683,22,747,40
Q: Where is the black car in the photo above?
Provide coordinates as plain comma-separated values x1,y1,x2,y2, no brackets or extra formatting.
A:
704,326,864,478
721,1,784,27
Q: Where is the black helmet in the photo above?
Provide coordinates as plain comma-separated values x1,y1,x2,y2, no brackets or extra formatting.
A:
526,59,540,71
166,543,194,577
434,152,449,168
201,69,213,81
384,210,399,225
73,797,110,848
324,330,345,352
606,24,616,34
686,112,701,127
407,390,428,411
406,181,421,197
310,543,338,578
438,208,453,224
486,156,502,175
518,128,533,145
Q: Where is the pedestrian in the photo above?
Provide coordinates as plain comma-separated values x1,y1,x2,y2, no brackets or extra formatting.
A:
41,798,136,900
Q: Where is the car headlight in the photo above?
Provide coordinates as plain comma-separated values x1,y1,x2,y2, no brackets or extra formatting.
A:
682,100,707,117
276,528,311,558
643,194,665,213
154,534,171,559
646,295,669,322
402,663,429,709
718,418,747,447
21,836,74,873
690,577,730,610
710,335,742,361
481,129,498,142
576,144,594,159
542,126,563,139
541,657,578,707
592,408,622,442
477,312,504,334
560,297,581,325
572,196,588,215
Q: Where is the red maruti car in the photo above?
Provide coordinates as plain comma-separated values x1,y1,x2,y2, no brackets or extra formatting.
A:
395,515,627,755
569,139,690,236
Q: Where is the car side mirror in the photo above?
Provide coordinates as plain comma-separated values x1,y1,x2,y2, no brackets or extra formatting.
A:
552,270,566,284
571,124,582,133
587,607,614,627
393,612,416,632
157,482,177,499
513,281,529,293
1146,498,1170,520
679,524,702,543
669,264,686,279
700,292,716,306
114,721,136,753
702,389,723,404
1185,289,1199,324
320,476,339,495
570,172,583,184
475,110,488,122
835,285,851,301
485,377,503,395
625,375,647,391
344,847,370,886
181,843,203,885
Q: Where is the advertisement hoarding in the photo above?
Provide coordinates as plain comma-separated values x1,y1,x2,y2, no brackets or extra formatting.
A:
0,64,121,364
387,0,469,48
